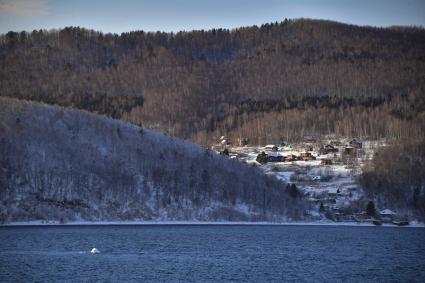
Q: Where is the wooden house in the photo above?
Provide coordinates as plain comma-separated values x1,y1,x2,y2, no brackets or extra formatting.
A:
300,151,315,161
349,138,363,149
321,159,332,165
265,144,279,151
330,140,342,146
285,154,299,162
320,144,338,154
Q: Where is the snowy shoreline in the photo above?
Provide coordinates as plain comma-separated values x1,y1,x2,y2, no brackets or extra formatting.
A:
2,220,424,228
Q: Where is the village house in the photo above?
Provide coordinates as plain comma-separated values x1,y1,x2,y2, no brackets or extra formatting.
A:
264,144,279,151
330,140,342,146
285,154,299,162
303,135,317,143
238,137,249,146
321,158,332,165
280,141,289,146
349,138,363,149
300,151,315,161
325,188,339,199
211,135,234,152
320,144,338,154
267,151,285,162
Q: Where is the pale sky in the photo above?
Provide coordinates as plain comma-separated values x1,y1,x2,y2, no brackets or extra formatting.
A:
0,0,424,34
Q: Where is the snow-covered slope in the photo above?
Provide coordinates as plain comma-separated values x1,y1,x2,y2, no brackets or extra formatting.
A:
0,97,305,223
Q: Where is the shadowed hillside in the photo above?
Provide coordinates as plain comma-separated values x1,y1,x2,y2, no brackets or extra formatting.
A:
0,97,305,223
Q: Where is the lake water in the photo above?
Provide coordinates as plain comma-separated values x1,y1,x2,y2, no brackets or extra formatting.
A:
1,225,424,282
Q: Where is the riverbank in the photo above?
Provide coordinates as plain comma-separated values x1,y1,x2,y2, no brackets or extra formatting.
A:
2,220,424,228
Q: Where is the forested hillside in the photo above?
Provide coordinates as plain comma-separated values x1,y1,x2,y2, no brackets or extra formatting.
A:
360,138,425,218
0,97,305,223
1,19,425,144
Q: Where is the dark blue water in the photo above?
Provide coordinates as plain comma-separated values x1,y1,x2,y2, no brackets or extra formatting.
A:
1,225,424,282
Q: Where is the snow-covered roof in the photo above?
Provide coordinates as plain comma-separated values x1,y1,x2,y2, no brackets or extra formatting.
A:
284,151,300,156
268,151,282,157
380,209,396,215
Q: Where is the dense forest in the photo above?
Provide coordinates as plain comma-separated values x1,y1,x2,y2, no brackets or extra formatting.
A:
360,138,425,218
0,97,306,222
1,19,424,145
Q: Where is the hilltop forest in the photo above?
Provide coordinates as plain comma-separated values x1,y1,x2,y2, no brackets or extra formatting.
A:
1,19,425,145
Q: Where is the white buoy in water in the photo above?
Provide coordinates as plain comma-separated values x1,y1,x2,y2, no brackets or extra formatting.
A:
91,248,100,254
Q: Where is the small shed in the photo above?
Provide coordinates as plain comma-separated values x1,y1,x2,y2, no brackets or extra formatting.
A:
344,146,354,154
380,209,396,217
380,209,397,222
